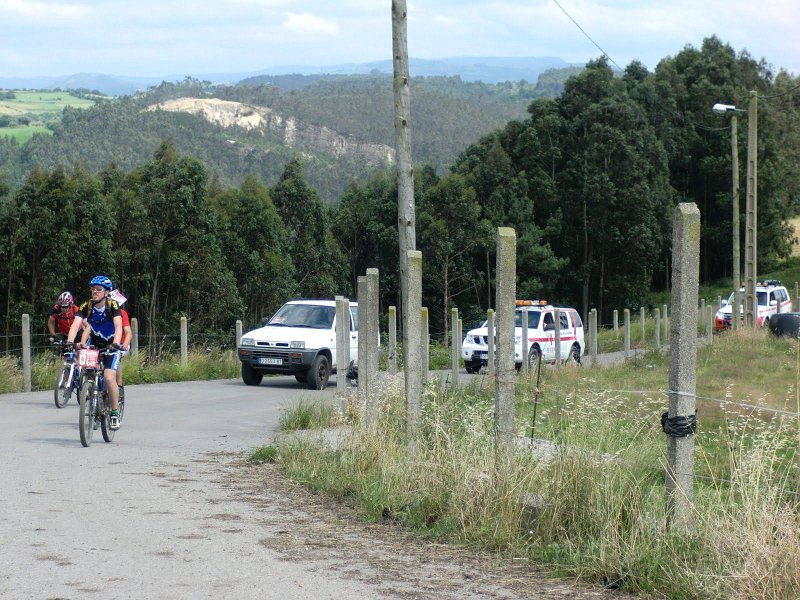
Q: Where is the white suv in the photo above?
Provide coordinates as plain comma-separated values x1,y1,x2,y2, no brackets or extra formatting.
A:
715,280,792,330
237,300,359,390
462,301,585,373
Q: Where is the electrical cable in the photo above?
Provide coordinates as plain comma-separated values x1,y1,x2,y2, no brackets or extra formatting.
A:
551,0,623,72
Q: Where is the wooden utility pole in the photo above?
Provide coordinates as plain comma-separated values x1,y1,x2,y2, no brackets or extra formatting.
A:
731,114,740,329
393,1,422,452
744,91,758,328
392,0,416,332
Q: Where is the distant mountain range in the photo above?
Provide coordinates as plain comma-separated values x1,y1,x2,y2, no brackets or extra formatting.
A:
0,56,582,96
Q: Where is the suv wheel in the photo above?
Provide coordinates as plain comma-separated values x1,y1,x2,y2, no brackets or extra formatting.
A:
464,360,481,374
241,363,263,386
527,346,542,371
568,343,581,365
306,354,330,390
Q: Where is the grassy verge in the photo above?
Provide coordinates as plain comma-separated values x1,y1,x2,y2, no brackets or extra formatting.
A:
0,349,241,394
261,328,800,599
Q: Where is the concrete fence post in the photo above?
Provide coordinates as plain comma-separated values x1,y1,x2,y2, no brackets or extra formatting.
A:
666,203,700,533
365,268,380,424
131,317,139,355
655,308,661,349
451,307,459,384
707,305,714,344
421,307,429,381
404,251,423,453
717,295,723,311
589,308,597,367
180,316,188,366
357,277,368,415
22,314,31,393
624,309,631,359
486,309,495,384
235,320,242,348
640,306,646,348
613,309,619,334
521,308,529,373
494,227,516,469
335,296,350,406
457,318,462,369
388,305,397,375
663,304,669,341
553,308,561,367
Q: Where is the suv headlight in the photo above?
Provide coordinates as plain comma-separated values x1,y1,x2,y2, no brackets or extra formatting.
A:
240,338,255,346
290,341,305,349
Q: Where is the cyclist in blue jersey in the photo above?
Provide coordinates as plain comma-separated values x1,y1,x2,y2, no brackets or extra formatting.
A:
66,275,124,430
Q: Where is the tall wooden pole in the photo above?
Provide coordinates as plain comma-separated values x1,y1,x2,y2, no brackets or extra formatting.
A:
392,0,416,346
744,91,758,328
731,114,740,329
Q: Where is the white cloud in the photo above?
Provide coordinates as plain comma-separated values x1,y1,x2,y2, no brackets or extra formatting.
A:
282,12,339,36
0,0,89,19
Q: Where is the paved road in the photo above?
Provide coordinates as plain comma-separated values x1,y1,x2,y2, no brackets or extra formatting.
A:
0,376,631,600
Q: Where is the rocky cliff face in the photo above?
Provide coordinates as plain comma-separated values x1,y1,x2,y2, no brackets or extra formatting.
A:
146,98,395,166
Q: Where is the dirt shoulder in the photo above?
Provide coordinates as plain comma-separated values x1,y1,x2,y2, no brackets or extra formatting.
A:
226,455,638,600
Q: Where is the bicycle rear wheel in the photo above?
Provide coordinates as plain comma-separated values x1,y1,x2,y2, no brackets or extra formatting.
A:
78,378,96,447
53,364,71,408
101,392,116,443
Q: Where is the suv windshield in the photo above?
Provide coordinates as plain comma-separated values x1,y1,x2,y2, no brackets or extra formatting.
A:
514,310,542,328
726,291,771,307
268,304,335,329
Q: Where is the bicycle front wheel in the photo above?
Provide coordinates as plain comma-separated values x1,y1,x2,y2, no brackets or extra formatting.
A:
53,364,71,408
100,392,115,443
78,378,96,447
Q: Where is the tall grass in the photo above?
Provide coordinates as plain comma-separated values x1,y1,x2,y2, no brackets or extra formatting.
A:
0,348,240,393
275,329,800,599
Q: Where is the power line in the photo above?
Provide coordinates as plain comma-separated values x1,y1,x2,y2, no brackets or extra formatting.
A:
758,80,800,100
551,0,623,72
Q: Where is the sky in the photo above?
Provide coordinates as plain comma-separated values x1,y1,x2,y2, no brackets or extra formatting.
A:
0,0,797,78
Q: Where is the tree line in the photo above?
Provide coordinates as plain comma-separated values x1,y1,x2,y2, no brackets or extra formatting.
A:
1,36,799,349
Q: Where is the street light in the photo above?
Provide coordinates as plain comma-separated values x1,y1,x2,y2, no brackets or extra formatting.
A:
712,103,745,329
713,91,758,329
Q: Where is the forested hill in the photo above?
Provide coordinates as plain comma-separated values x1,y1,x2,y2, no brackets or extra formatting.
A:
0,74,542,203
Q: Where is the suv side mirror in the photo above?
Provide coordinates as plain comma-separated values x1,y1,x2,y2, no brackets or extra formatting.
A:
721,299,728,307
543,322,554,331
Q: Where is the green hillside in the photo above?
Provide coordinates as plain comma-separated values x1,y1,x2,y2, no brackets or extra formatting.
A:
0,75,537,203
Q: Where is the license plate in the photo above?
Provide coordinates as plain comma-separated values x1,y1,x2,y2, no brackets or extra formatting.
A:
478,352,488,359
258,357,282,365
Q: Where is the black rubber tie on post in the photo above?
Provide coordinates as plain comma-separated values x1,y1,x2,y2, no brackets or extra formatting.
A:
661,411,697,437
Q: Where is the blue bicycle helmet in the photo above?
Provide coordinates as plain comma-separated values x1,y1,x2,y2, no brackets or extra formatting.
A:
89,275,113,290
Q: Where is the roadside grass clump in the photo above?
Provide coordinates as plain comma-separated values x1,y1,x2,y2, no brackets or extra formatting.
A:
248,444,279,464
276,329,800,599
279,398,339,432
0,355,23,393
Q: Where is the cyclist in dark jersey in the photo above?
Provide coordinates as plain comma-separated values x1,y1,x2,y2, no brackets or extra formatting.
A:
66,275,124,430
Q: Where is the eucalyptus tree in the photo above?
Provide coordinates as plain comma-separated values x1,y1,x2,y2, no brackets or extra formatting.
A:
418,172,492,342
332,171,399,309
556,58,672,317
270,156,348,298
210,175,296,324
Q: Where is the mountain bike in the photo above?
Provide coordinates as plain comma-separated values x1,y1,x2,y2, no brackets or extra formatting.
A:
77,347,124,447
53,341,82,408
